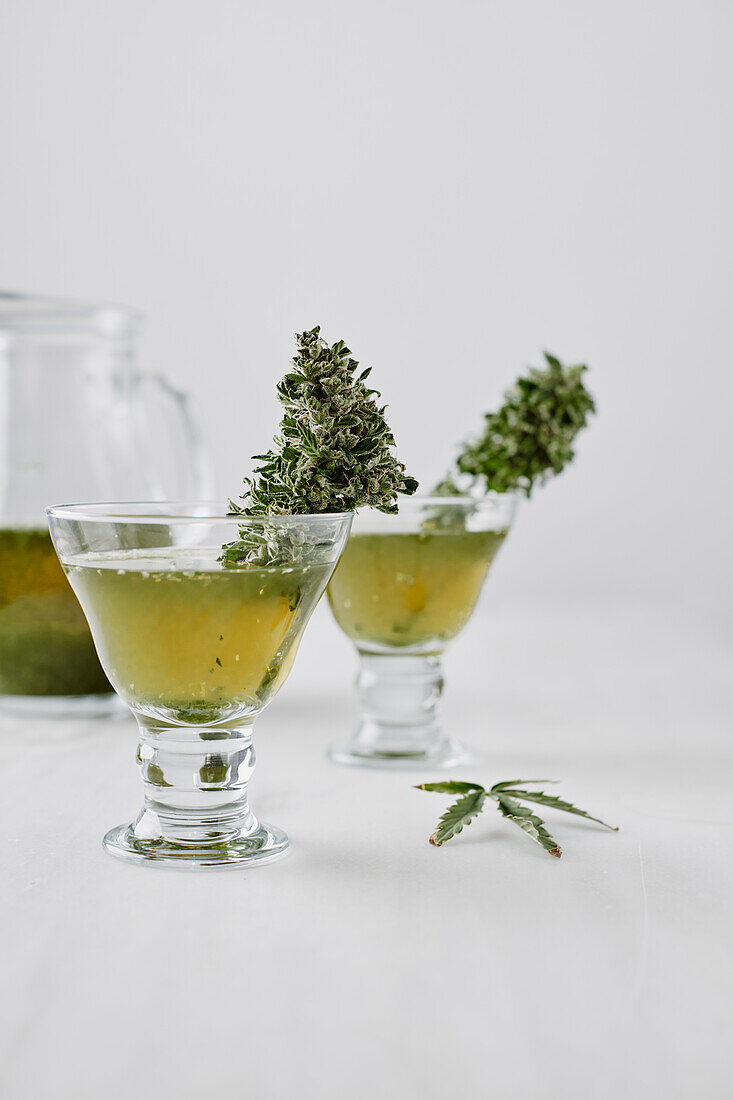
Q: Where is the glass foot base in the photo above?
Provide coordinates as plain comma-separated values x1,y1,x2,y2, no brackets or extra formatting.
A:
0,692,125,719
102,821,289,869
327,736,468,770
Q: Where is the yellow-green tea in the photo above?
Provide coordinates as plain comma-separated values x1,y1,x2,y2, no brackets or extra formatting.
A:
0,528,112,696
66,548,331,721
327,529,506,651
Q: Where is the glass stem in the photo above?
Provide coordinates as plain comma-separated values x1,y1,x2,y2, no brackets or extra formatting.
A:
131,717,259,847
353,652,445,758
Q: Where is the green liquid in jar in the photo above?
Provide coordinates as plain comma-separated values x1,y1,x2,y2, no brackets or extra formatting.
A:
0,528,112,696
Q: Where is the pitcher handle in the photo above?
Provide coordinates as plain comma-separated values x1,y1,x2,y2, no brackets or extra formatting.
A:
131,373,213,501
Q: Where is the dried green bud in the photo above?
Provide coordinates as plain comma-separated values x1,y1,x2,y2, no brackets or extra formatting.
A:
222,326,417,566
453,352,595,496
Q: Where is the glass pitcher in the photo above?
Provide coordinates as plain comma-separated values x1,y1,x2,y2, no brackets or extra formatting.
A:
0,292,211,716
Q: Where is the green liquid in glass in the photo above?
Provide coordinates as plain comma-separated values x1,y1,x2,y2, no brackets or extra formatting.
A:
327,529,507,651
0,528,112,696
67,548,332,722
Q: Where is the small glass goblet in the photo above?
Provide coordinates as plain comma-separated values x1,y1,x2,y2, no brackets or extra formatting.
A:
47,503,352,868
326,494,517,768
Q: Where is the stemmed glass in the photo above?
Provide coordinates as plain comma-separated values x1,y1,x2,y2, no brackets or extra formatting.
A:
47,503,351,868
326,493,517,768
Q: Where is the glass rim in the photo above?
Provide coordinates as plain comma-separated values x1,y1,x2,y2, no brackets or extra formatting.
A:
45,501,354,524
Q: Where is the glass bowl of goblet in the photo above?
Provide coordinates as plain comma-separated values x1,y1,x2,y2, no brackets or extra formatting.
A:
47,503,352,869
326,493,517,768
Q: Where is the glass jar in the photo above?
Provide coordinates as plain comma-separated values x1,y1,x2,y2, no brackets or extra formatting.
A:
0,292,210,715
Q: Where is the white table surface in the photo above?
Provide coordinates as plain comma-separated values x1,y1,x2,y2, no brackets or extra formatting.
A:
2,599,731,1100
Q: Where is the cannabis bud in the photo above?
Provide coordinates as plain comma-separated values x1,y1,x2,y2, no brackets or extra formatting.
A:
449,352,595,497
222,326,417,566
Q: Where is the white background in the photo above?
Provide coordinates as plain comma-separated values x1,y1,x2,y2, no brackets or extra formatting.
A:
1,5,732,1100
1,0,731,618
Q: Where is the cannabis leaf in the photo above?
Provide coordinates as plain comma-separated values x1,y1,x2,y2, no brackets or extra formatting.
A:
417,779,617,858
418,780,485,795
496,787,615,830
222,326,418,566
495,795,562,858
429,788,486,846
436,352,595,498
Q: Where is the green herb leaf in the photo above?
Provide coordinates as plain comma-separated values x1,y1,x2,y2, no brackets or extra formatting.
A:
496,789,618,831
489,778,557,791
429,788,486,846
495,794,562,857
417,777,617,858
416,781,485,794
